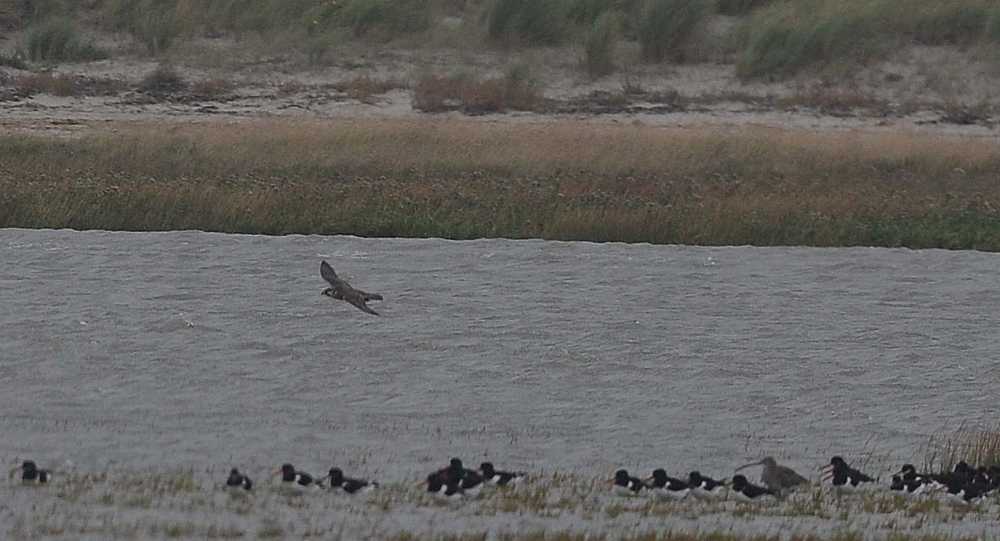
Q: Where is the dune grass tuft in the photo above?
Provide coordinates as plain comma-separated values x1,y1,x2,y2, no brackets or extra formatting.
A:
412,67,541,113
486,0,570,45
24,18,108,62
636,0,710,63
923,423,1000,473
736,0,1000,79
583,10,618,77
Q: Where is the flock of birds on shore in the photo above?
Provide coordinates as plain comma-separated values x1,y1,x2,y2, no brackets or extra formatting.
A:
10,456,1000,506
610,457,1000,505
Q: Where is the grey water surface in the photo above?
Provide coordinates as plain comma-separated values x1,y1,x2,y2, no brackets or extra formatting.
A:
2,228,998,480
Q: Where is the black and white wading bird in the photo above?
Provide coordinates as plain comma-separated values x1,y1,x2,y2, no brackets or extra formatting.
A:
324,468,377,494
644,469,689,500
610,469,644,496
426,472,464,499
426,458,484,496
821,456,875,492
730,474,777,502
11,460,51,484
320,260,383,316
479,462,526,487
275,463,321,488
450,466,484,495
226,468,253,491
687,471,728,500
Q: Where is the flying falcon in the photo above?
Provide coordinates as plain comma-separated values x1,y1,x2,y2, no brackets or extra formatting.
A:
320,260,383,316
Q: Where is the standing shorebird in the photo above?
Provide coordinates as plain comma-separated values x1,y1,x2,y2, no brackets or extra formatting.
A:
226,468,253,491
736,456,808,495
730,474,777,502
643,469,689,500
10,461,51,484
323,468,377,494
610,469,644,497
274,463,321,488
320,260,383,316
687,471,728,500
427,472,464,499
479,462,526,487
820,456,875,492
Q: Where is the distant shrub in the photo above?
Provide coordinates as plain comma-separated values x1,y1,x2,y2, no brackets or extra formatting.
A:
714,0,772,15
0,51,29,70
133,8,183,55
15,0,71,23
583,11,618,77
304,33,336,65
204,0,319,35
332,75,407,100
190,78,235,99
24,18,107,62
909,4,1000,46
15,72,76,96
738,1,886,78
139,64,186,94
337,0,431,38
567,0,616,24
13,72,124,97
988,11,1000,42
737,0,1000,79
636,0,709,63
103,0,183,55
486,0,569,45
413,65,541,113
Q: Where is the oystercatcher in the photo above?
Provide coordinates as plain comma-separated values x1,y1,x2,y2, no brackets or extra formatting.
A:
226,468,252,491
611,469,644,497
644,469,689,500
479,462,525,487
325,468,377,494
730,474,776,502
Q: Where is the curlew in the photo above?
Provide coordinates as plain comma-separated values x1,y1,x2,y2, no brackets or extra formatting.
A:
735,456,808,495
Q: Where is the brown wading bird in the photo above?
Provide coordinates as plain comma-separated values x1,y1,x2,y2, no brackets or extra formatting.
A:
320,260,383,316
735,456,808,495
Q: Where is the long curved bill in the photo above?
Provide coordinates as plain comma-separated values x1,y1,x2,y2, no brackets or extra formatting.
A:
735,460,763,472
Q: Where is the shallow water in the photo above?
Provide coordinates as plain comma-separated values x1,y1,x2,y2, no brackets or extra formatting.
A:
2,228,998,481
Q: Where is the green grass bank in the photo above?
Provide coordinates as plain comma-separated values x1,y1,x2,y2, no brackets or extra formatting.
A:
2,119,1000,250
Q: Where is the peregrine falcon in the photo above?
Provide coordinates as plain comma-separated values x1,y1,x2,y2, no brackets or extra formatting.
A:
320,260,383,316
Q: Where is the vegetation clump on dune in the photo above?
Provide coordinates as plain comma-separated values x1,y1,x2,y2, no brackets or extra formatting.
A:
5,0,1000,78
2,119,1000,250
737,0,1000,78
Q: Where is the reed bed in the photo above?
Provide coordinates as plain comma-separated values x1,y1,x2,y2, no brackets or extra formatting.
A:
2,119,1000,249
923,424,1000,474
